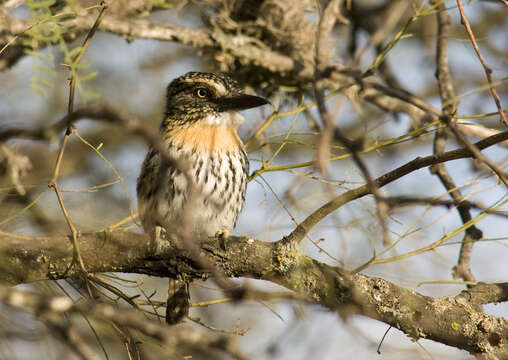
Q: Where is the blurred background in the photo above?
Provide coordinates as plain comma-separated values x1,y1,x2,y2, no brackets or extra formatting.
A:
0,0,507,359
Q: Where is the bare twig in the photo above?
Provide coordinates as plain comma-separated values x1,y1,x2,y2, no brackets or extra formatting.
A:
187,315,249,336
48,2,108,276
456,0,508,127
286,130,508,243
363,80,508,187
442,116,508,187
314,0,391,245
314,0,343,174
382,196,507,218
353,0,409,65
43,314,99,360
456,123,508,148
431,1,481,285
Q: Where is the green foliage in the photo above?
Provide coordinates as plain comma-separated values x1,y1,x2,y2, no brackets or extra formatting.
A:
23,0,60,96
23,0,100,100
149,0,174,10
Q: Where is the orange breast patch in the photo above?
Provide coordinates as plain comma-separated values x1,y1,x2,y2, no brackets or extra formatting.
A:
168,124,243,154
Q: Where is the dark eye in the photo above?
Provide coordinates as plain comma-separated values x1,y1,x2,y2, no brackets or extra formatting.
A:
196,88,209,98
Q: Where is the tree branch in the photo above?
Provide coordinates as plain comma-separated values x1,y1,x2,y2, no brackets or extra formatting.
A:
286,129,508,243
0,230,507,358
431,0,481,286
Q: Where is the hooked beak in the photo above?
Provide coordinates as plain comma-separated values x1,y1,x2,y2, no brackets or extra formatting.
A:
217,94,269,112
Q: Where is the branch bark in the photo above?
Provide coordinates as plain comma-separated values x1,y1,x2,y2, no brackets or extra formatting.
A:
1,230,507,358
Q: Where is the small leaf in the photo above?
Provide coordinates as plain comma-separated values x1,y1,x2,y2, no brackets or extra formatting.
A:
28,0,57,10
79,71,98,82
80,90,102,100
35,65,57,77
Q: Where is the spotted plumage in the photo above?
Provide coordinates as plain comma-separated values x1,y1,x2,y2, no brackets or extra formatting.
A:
137,72,268,239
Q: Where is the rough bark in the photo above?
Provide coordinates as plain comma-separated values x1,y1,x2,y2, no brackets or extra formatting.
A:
1,230,507,359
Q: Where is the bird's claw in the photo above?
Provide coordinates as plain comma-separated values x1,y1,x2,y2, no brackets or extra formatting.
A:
216,228,229,250
154,225,167,242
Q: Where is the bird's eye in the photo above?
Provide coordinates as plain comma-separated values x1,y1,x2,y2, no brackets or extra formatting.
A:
196,88,208,98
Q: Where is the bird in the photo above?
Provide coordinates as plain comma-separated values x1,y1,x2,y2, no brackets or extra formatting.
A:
136,72,268,324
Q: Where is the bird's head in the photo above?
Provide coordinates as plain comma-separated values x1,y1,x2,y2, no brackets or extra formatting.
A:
162,72,269,129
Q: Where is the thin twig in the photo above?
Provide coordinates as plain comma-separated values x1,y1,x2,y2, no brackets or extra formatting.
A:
44,314,99,360
187,315,249,336
190,298,232,307
431,0,480,285
365,81,508,187
315,0,391,245
442,116,508,188
353,196,507,270
286,130,508,243
376,326,392,354
48,3,108,276
456,0,508,127
382,196,507,218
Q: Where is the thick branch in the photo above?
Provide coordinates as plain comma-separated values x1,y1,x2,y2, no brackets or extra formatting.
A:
0,13,297,75
0,231,507,358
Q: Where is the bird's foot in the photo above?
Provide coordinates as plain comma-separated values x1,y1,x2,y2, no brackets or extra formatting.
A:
216,227,230,239
154,225,167,241
216,228,230,250
152,226,170,256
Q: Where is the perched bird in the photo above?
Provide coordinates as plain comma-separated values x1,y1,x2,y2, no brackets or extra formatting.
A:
137,72,268,323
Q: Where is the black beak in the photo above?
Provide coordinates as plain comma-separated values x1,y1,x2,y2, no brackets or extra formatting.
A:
217,94,269,112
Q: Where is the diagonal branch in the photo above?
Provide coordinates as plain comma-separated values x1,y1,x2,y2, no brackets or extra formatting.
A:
456,0,508,127
286,129,508,243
